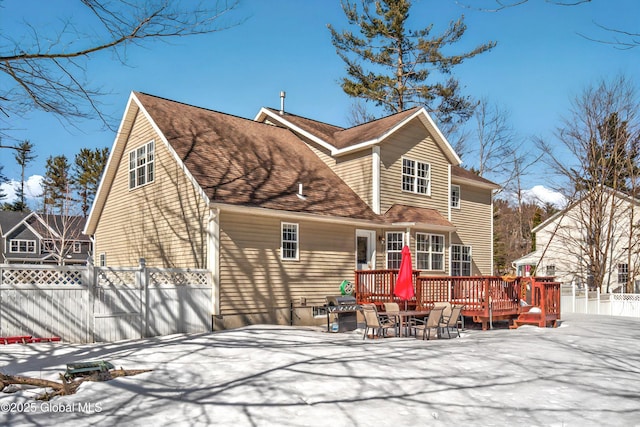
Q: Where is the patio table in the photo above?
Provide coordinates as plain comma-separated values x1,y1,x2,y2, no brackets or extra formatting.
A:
391,310,430,337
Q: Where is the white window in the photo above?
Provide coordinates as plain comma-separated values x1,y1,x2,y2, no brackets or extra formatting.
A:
99,253,107,267
546,264,556,277
416,233,444,271
129,140,155,189
281,222,299,261
451,185,460,209
402,158,430,195
10,239,36,253
618,263,629,284
41,239,55,253
451,245,472,276
73,242,82,253
386,232,404,269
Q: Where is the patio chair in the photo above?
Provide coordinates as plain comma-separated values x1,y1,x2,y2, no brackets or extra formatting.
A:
362,304,395,340
433,301,452,320
439,304,465,338
411,306,445,340
383,302,401,335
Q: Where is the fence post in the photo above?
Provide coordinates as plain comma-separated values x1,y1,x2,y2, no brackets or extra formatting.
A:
85,258,96,343
596,287,600,315
138,258,149,339
585,287,589,314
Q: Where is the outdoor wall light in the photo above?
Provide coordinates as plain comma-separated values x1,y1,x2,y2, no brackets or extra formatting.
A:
378,236,385,245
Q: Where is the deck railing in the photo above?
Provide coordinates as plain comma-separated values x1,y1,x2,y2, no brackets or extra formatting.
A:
354,269,420,308
355,270,561,328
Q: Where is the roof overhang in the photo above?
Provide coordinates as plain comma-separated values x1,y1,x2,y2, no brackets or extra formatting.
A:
255,107,462,165
387,221,457,232
209,202,383,227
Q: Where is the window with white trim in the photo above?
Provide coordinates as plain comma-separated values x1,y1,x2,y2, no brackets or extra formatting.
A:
281,222,299,261
451,244,472,276
41,239,55,253
386,232,404,269
402,158,430,195
10,239,36,253
73,242,82,253
451,185,460,209
129,140,155,189
545,264,556,277
618,263,629,284
416,233,444,271
99,253,106,267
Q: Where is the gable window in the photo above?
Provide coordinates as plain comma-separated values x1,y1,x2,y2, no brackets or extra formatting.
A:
402,158,430,195
281,222,299,261
10,239,36,253
618,263,629,284
451,244,472,276
386,232,404,269
129,140,155,189
416,233,444,271
42,239,55,253
451,185,460,209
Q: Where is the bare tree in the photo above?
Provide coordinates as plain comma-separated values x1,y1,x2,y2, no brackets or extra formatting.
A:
469,98,516,178
537,75,640,292
457,0,639,49
0,0,240,130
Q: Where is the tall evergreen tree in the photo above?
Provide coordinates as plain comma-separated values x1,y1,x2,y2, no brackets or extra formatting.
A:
42,155,71,214
328,0,496,125
0,164,7,203
73,147,109,217
11,140,36,212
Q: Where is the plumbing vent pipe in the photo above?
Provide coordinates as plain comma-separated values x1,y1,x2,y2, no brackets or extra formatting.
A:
280,91,286,115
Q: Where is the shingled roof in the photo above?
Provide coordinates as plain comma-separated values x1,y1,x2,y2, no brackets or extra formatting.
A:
134,93,379,221
261,107,421,150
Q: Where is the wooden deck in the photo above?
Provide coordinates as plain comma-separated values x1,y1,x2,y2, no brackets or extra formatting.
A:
354,270,561,330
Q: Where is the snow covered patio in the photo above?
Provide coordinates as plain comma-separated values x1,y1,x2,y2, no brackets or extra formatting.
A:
1,313,639,426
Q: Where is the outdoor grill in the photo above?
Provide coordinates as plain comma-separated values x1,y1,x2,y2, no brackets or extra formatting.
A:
326,295,359,332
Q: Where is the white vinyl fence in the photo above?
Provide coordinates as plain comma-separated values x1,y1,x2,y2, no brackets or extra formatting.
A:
561,286,640,318
0,261,212,343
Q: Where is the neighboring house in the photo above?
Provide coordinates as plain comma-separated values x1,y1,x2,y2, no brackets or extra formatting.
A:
514,188,640,293
84,92,499,328
0,211,91,265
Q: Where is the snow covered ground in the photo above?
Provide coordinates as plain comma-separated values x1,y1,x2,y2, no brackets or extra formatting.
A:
1,313,639,426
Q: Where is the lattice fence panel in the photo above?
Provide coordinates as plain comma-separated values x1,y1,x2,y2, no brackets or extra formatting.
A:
97,269,136,287
1,267,83,285
149,270,209,286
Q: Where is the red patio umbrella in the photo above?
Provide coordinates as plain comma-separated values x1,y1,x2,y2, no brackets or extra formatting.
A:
394,245,415,309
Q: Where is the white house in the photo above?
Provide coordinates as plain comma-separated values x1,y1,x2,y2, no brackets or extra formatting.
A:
514,188,640,293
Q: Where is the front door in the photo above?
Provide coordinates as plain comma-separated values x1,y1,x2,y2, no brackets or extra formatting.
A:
356,229,376,270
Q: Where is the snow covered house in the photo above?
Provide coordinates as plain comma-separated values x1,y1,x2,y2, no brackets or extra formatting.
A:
84,92,499,328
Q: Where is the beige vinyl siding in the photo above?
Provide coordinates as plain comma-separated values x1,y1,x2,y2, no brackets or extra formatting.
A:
450,184,494,275
302,138,373,208
219,211,356,318
94,110,208,268
379,120,449,214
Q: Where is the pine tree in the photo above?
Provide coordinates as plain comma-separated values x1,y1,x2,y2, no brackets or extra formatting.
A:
73,147,109,217
328,0,496,125
42,155,71,214
11,140,36,212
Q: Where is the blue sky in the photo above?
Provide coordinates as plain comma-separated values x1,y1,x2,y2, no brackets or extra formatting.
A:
1,0,638,204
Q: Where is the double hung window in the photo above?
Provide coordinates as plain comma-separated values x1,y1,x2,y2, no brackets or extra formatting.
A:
129,140,155,189
402,158,430,195
416,233,444,271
